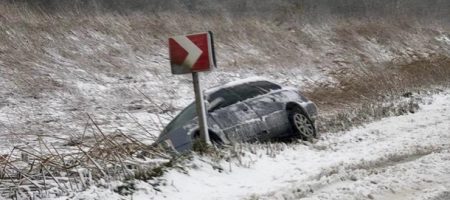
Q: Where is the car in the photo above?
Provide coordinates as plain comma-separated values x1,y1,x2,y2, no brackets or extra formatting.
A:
155,77,318,152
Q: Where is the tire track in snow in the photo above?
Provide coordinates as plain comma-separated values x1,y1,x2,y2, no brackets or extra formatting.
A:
260,150,450,200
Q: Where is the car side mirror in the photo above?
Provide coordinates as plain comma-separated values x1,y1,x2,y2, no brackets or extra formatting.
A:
207,97,224,111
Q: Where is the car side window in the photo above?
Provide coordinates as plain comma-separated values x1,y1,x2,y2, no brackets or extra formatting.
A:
228,84,266,101
207,89,241,112
249,81,282,93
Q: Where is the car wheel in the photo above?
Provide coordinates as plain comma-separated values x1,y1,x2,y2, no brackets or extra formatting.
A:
288,107,316,140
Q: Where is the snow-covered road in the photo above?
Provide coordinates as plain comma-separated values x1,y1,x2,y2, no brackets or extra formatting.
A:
73,91,450,200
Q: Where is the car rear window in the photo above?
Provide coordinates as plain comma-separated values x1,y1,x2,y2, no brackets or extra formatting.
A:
207,88,241,111
249,81,282,92
228,84,266,101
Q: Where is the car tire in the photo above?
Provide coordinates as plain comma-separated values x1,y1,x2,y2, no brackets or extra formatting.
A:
288,107,316,141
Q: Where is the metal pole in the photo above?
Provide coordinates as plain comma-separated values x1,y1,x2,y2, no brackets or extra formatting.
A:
192,72,211,145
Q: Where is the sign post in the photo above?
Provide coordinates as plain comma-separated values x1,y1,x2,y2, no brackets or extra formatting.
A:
192,72,210,145
168,31,216,145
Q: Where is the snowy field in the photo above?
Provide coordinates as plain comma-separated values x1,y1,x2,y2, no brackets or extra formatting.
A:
65,91,450,200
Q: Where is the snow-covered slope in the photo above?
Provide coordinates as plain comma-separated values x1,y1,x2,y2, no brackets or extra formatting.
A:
0,1,449,148
67,91,450,200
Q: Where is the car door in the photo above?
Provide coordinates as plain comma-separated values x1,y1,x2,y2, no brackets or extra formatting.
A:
207,88,263,143
242,81,288,138
225,84,272,141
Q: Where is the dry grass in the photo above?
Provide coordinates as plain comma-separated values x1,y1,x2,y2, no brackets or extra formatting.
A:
0,115,172,199
307,55,450,109
305,55,450,132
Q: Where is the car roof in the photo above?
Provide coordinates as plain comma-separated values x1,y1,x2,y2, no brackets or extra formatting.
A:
205,77,278,95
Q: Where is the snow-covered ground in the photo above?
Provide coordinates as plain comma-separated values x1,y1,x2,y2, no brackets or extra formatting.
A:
66,91,450,200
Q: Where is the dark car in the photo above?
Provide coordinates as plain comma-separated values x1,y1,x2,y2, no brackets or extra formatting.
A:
156,78,318,152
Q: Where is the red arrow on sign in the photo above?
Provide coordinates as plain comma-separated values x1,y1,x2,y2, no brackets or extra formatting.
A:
169,32,216,74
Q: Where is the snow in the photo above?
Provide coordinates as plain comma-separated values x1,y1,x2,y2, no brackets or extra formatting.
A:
436,35,450,45
66,90,450,200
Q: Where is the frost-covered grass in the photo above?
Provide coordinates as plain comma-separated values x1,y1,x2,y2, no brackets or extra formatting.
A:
0,123,174,199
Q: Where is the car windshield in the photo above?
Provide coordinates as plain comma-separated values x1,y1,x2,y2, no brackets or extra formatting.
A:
164,102,196,133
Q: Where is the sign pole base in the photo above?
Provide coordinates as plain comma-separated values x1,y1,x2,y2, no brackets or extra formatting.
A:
192,72,211,145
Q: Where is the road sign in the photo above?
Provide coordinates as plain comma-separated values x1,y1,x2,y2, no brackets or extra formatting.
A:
168,31,217,148
169,32,216,74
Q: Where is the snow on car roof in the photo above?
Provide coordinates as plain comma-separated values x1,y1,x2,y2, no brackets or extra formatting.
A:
204,76,277,94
